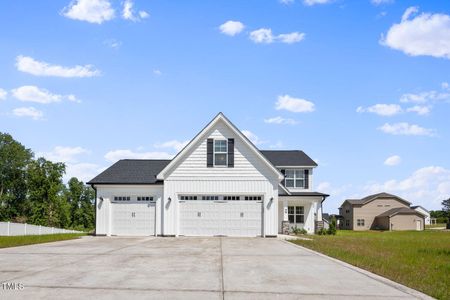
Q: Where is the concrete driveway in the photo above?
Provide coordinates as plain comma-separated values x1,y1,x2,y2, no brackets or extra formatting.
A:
0,237,431,299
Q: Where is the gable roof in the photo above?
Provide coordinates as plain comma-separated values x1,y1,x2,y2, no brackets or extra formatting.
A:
156,112,284,180
340,192,411,208
260,150,317,167
411,205,429,213
87,159,170,185
376,207,425,218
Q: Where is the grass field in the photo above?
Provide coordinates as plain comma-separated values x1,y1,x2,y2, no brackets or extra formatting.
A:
292,230,450,300
0,233,86,249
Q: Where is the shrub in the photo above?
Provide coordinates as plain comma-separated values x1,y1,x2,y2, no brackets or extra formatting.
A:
327,217,337,235
291,226,307,235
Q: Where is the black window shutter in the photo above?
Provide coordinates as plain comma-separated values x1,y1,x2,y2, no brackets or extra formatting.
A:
207,139,213,167
304,169,309,189
227,138,234,167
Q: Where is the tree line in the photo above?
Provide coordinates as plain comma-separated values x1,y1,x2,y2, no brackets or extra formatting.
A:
0,132,95,231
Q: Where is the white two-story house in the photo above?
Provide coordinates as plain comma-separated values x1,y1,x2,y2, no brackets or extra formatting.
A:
88,113,328,237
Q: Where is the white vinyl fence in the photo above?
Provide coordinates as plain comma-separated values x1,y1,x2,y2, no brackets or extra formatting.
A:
0,222,82,236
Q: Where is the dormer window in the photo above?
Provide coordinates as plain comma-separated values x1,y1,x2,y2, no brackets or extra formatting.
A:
285,169,306,189
214,140,227,166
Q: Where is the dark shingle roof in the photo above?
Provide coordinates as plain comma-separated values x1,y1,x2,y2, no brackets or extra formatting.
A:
88,150,318,185
376,207,424,218
260,150,317,167
87,159,170,185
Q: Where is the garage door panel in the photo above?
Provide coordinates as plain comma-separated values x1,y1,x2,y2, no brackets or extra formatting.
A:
112,203,155,236
179,200,262,237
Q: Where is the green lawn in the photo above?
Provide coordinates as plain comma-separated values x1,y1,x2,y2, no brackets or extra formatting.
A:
292,230,450,300
0,233,86,248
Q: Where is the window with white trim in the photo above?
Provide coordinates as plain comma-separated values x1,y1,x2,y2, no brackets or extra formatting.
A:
214,140,227,166
285,169,306,188
244,196,262,201
288,206,304,224
357,219,365,226
114,196,130,201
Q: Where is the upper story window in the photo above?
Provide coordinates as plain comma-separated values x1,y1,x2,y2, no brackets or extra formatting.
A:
285,169,306,189
214,140,227,166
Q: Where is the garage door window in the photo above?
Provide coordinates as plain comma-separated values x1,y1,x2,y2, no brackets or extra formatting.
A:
180,195,198,200
288,206,304,224
114,196,130,201
137,196,153,201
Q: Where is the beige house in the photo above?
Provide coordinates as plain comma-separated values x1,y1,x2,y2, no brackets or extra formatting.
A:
339,192,425,231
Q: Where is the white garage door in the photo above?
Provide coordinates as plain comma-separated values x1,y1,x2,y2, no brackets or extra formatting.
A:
112,202,156,236
179,198,263,237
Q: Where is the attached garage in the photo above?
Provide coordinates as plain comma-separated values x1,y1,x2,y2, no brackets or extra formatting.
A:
179,195,263,237
111,197,156,236
375,207,425,231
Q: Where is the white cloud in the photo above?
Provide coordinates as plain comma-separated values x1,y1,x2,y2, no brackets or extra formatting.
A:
62,0,115,24
219,20,245,36
0,88,7,100
381,7,450,59
104,39,122,49
378,122,435,136
122,0,149,21
406,105,431,115
250,28,274,44
384,155,401,166
303,0,332,6
400,90,450,104
249,28,305,44
153,69,162,76
277,32,305,44
275,94,315,113
279,0,295,4
356,104,402,116
37,146,90,163
264,116,298,125
364,166,450,209
11,86,78,104
64,162,104,183
442,82,449,90
16,55,100,78
104,149,173,162
371,0,394,6
12,107,44,120
154,140,189,152
242,130,264,145
139,11,149,19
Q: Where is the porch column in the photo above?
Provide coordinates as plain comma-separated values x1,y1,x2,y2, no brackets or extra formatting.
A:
281,199,289,235
283,199,289,221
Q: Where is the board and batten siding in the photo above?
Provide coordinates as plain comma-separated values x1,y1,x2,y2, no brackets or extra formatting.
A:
95,185,164,236
162,121,281,236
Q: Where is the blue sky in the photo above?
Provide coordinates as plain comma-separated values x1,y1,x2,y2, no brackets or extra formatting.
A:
1,0,449,213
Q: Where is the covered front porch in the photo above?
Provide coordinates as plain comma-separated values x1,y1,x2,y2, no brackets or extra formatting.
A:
278,193,328,234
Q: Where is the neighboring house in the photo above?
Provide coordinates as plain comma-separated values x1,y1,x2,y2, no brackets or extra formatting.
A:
88,113,328,237
411,205,430,225
339,192,425,231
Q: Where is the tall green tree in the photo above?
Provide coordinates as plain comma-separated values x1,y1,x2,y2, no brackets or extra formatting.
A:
27,157,67,227
0,132,33,221
65,177,95,230
442,198,450,219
